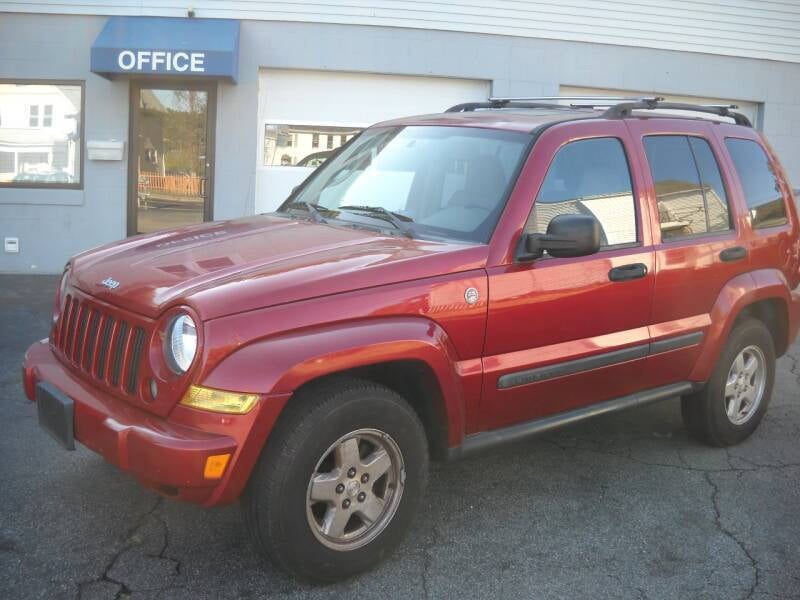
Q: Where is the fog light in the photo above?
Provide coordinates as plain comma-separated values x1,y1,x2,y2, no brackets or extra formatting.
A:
204,453,231,479
180,385,259,414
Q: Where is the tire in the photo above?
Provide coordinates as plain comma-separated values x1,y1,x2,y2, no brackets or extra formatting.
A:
681,318,775,447
241,377,429,582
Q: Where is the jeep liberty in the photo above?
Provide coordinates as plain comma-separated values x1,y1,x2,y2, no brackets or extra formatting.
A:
23,97,800,581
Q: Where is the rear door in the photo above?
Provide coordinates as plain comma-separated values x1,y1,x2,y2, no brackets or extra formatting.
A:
479,120,656,432
625,119,750,386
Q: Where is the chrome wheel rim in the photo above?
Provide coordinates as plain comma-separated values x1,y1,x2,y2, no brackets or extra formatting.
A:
306,428,405,551
724,345,767,426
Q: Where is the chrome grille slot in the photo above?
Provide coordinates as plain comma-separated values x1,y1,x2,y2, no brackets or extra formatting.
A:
73,305,90,363
95,317,114,379
110,321,129,387
125,328,146,394
63,298,79,354
83,310,101,370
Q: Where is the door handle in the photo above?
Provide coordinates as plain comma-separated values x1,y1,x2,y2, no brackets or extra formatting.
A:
719,246,747,262
608,263,648,282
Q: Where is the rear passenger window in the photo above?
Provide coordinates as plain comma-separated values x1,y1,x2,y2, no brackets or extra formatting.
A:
526,137,637,247
689,138,731,232
725,138,788,229
643,135,731,241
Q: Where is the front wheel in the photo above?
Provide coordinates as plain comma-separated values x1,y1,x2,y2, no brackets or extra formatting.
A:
242,378,429,582
681,318,775,446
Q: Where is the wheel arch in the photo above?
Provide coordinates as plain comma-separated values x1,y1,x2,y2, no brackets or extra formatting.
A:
732,297,789,357
287,360,451,460
690,269,795,381
201,316,472,456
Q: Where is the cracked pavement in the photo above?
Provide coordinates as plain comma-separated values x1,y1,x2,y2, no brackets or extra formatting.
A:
1,274,799,599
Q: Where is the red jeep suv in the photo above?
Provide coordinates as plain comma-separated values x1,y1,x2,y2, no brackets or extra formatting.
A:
23,97,800,581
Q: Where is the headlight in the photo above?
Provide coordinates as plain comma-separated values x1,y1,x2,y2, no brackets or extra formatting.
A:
58,266,70,300
53,265,70,323
166,314,197,373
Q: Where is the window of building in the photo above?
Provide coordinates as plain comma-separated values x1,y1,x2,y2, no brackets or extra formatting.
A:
526,137,637,248
0,82,83,188
263,124,362,168
0,151,13,174
644,135,731,240
725,138,787,229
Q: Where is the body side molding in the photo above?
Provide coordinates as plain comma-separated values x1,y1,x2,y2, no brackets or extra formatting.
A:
497,331,704,390
649,331,704,354
497,343,649,389
448,381,698,460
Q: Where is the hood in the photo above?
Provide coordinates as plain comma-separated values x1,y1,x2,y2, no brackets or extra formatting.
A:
70,215,487,320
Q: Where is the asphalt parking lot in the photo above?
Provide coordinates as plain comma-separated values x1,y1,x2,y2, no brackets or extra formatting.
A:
1,274,799,600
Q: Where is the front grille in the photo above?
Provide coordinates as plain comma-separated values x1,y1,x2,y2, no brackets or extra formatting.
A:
54,294,148,396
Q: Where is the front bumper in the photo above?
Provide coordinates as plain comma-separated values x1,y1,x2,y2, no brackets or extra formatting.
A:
22,340,289,506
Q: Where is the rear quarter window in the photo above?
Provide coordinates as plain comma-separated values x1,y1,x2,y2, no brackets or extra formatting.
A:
643,135,732,241
724,138,788,229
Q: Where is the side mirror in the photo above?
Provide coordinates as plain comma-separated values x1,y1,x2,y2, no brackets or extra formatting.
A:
516,213,602,261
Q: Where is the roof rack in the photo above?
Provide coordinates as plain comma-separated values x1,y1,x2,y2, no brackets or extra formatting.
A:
603,100,752,127
446,96,660,113
444,95,752,127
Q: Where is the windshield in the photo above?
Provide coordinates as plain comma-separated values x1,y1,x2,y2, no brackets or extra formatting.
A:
278,125,532,243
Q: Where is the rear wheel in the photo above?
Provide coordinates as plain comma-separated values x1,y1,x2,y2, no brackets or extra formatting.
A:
242,378,428,582
681,318,775,446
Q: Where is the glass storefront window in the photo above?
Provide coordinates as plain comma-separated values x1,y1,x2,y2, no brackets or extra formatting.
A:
263,124,361,168
133,86,213,234
0,82,83,188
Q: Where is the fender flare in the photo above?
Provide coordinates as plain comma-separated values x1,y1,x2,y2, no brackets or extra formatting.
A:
689,268,794,381
202,316,469,447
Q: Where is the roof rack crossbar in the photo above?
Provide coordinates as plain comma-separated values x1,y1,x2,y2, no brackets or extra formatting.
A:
487,95,661,103
603,101,751,127
446,101,574,113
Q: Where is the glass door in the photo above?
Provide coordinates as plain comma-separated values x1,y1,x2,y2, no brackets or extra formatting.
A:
128,81,215,235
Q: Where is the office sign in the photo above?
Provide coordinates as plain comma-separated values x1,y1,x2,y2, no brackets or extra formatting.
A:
91,17,239,82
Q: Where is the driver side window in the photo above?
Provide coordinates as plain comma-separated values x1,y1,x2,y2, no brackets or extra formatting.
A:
525,137,638,248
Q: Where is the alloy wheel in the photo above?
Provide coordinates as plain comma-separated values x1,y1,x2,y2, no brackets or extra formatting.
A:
306,428,405,551
724,345,767,426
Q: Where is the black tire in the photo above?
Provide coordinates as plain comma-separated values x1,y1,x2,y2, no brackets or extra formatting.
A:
241,377,429,582
681,318,775,447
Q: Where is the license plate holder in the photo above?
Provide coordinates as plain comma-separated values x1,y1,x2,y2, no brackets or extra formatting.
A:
36,382,75,450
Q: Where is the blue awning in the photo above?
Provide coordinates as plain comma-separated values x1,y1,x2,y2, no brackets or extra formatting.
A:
91,17,239,82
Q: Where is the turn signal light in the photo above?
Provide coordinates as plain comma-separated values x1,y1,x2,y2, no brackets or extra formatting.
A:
180,385,259,414
204,453,231,479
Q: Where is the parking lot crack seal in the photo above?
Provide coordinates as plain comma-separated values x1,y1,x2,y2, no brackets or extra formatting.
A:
703,472,760,600
148,513,182,575
75,495,164,600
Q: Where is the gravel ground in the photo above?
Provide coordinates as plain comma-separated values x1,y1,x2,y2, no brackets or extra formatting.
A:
1,274,799,600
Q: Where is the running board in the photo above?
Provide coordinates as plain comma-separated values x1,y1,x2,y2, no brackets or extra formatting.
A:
447,381,699,460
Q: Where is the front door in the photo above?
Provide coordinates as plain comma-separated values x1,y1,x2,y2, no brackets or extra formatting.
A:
480,121,656,431
128,81,216,235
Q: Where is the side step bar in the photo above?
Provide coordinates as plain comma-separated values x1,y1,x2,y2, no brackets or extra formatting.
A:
447,381,699,460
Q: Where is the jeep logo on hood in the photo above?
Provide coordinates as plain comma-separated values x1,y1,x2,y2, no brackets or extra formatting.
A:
100,277,120,289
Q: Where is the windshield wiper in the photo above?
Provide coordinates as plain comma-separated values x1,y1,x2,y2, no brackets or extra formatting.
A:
284,201,327,224
336,205,415,238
